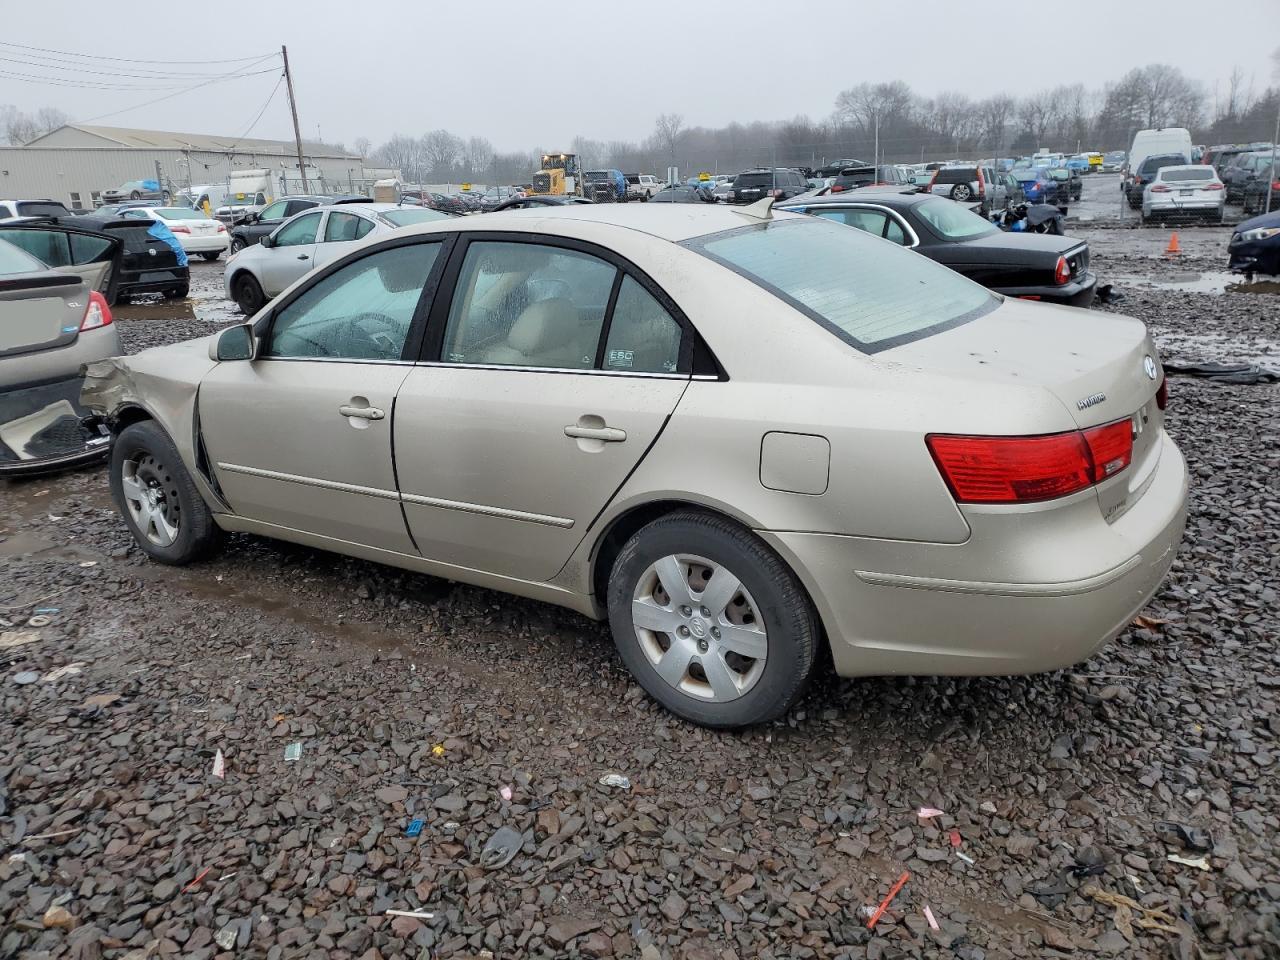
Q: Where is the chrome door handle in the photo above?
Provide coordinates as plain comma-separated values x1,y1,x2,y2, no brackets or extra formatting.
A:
339,404,384,420
564,424,625,442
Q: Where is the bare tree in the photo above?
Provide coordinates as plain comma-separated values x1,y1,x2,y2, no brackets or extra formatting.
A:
464,136,494,178
421,129,464,178
653,113,685,162
353,136,371,158
371,134,425,181
977,95,1016,154
0,104,67,145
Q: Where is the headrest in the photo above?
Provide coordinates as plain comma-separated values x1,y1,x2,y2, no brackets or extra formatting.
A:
506,297,578,354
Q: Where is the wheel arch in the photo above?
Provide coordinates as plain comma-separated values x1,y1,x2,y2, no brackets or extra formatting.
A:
586,498,829,651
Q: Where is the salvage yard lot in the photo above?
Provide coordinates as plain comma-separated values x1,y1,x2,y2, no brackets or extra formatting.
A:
1,188,1278,958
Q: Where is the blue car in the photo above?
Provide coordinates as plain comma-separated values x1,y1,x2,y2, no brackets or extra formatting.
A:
1228,209,1280,278
1011,168,1064,205
1066,155,1091,173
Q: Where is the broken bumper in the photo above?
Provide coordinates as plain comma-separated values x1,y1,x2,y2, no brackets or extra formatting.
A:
0,376,112,476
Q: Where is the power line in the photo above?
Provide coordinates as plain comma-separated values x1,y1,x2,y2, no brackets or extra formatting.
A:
0,69,200,92
225,74,286,149
0,52,266,81
0,40,277,66
72,62,281,125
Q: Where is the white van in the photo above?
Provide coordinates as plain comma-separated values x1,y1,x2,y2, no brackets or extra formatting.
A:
1125,128,1192,194
182,183,230,214
215,169,274,224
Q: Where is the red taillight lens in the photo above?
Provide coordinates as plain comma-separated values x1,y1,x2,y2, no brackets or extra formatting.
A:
1054,256,1070,285
927,420,1134,504
1202,182,1223,191
1156,376,1168,411
1150,184,1171,193
216,222,227,232
170,225,191,234
830,184,846,193
80,290,112,331
1270,181,1280,191
1083,420,1132,481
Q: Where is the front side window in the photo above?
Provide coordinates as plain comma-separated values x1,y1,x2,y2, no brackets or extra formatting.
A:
604,276,682,374
686,218,995,353
258,200,288,222
265,242,441,361
441,241,617,369
273,212,321,247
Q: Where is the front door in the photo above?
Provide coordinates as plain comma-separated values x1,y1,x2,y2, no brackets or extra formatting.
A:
199,239,447,552
395,237,690,582
259,210,321,296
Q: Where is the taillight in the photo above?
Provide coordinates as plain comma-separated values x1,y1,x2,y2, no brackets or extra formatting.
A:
1156,376,1168,411
80,290,112,331
1202,182,1223,191
170,225,191,234
216,222,227,232
1054,256,1070,285
830,184,845,193
927,420,1134,504
1150,184,1171,193
1270,181,1280,192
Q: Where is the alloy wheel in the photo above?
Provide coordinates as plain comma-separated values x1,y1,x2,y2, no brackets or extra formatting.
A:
120,454,181,547
630,553,767,702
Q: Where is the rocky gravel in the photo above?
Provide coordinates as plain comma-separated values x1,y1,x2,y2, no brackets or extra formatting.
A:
1,249,1278,959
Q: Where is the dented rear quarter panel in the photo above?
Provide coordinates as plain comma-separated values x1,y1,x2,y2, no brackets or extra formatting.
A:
81,336,219,472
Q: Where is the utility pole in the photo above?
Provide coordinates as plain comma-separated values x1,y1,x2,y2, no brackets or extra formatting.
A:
281,45,309,193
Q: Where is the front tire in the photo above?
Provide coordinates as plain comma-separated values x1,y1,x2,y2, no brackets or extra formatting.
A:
109,421,222,565
230,237,246,254
607,510,818,729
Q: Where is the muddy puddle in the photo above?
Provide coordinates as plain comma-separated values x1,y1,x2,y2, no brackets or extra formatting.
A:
1110,271,1280,295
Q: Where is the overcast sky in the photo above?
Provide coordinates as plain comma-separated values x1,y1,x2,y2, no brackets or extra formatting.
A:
2,0,1277,152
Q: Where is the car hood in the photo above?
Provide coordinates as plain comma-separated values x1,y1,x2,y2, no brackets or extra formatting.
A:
1235,209,1280,233
887,296,1158,430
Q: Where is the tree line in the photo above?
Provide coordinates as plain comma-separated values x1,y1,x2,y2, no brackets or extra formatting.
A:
362,62,1278,184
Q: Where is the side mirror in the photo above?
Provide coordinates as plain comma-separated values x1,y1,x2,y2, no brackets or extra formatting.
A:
259,234,273,248
210,324,255,361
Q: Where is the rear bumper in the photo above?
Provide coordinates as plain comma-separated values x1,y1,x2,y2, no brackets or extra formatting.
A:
995,270,1097,307
119,267,189,295
1145,197,1223,214
0,375,112,476
180,235,230,253
761,430,1188,678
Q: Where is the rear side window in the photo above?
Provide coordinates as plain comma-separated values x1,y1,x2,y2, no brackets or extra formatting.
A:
0,237,47,274
603,275,682,374
935,168,976,184
687,218,995,353
0,228,72,266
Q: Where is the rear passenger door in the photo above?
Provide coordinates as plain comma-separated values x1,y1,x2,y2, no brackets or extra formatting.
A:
393,234,691,582
311,210,375,270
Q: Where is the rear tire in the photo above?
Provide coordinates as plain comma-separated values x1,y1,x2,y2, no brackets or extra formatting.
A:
200,251,221,262
952,184,972,201
607,510,818,729
109,421,222,565
233,273,265,315
163,283,189,299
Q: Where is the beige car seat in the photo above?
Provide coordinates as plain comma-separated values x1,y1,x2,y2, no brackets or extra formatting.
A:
480,297,594,369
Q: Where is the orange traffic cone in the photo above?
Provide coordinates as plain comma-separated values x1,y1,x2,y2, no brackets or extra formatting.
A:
1166,232,1181,256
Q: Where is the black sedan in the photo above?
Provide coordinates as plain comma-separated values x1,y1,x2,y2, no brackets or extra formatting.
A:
1227,209,1280,278
649,185,717,203
778,188,1097,307
490,195,594,211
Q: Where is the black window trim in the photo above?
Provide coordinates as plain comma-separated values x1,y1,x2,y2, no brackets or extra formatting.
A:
415,230,711,379
253,231,456,364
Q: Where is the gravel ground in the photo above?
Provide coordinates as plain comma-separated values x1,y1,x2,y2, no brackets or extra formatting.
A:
1,240,1277,960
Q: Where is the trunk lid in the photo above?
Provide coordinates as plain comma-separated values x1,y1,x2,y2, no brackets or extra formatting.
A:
0,272,85,358
889,298,1166,521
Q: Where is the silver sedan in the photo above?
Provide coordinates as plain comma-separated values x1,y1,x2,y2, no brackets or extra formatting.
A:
223,202,455,315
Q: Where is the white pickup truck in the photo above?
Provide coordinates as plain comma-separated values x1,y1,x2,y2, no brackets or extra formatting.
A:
625,174,662,201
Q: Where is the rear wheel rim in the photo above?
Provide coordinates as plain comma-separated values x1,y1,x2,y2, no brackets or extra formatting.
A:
120,454,180,547
630,553,767,702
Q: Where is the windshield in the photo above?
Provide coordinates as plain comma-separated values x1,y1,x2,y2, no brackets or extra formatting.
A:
16,201,70,217
156,207,211,220
685,218,995,353
1012,170,1040,182
0,237,47,274
914,197,999,239
380,207,453,227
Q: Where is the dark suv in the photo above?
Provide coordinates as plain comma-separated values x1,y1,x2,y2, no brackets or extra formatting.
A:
1222,151,1275,203
1125,154,1187,208
830,165,908,193
729,168,810,204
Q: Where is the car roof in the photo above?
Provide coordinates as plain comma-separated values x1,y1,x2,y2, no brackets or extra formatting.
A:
401,202,810,243
313,202,405,215
784,188,929,209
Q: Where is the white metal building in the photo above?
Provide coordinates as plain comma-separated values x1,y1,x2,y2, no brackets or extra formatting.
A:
0,124,366,209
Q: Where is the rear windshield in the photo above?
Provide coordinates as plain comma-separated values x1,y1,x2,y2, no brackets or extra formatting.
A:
1047,168,1069,180
1162,168,1213,182
16,201,70,217
380,207,452,227
734,173,779,188
684,218,995,353
0,237,46,274
934,168,977,183
1140,155,1184,173
914,197,998,239
156,207,210,220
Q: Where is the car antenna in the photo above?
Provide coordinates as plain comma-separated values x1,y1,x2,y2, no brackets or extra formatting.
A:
734,196,774,221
